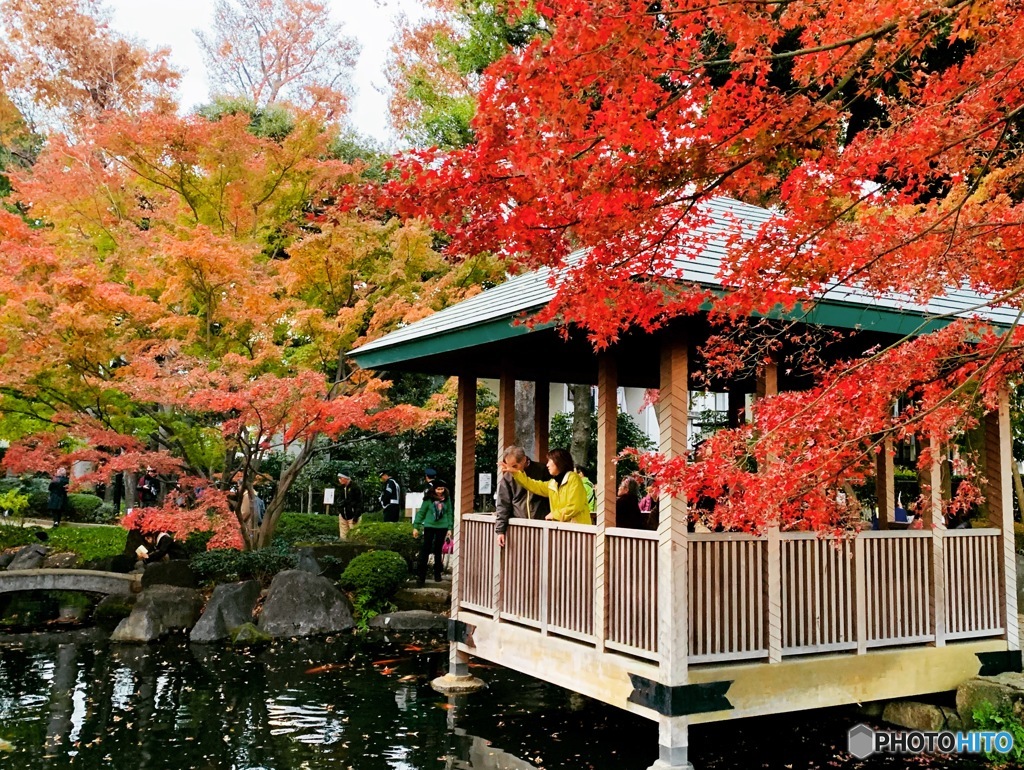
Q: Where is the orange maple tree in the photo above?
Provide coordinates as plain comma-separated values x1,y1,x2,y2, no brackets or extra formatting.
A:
388,0,1024,531
0,99,497,548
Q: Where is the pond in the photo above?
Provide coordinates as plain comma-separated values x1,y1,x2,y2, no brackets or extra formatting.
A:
0,629,996,770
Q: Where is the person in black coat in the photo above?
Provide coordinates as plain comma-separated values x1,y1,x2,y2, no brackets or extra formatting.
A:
47,468,69,527
379,470,402,522
336,472,363,538
615,478,649,530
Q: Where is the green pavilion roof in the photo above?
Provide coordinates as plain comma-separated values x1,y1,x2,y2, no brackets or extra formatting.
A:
350,198,1015,372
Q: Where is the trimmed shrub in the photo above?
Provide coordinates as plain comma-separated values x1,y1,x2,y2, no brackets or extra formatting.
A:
360,511,384,524
190,547,296,585
67,493,104,522
339,550,409,624
346,521,418,568
273,512,338,546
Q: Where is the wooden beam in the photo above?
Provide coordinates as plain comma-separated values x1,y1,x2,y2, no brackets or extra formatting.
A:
686,637,1005,723
498,367,516,456
923,436,946,647
595,354,618,653
535,380,550,460
451,375,477,676
876,437,895,530
657,336,689,685
755,362,782,663
985,390,1020,650
727,390,746,429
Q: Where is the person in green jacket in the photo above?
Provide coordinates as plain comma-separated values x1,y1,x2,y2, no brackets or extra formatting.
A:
499,448,591,525
412,484,454,587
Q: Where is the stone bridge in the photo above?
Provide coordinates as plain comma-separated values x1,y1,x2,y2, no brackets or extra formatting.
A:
0,569,142,596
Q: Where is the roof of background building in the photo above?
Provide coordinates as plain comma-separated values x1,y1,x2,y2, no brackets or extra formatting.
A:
350,197,1016,369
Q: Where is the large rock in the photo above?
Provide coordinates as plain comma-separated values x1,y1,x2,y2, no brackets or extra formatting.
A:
309,543,374,579
42,552,80,569
369,610,447,632
882,700,961,732
0,549,18,570
7,544,48,570
190,581,261,643
394,586,450,612
142,561,196,589
231,622,273,647
956,673,1024,728
257,570,354,638
111,585,203,643
294,547,321,575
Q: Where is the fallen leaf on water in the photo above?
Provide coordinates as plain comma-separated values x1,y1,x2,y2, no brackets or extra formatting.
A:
379,666,394,675
0,739,13,753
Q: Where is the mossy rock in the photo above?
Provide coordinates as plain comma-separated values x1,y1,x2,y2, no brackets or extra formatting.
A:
231,622,273,647
94,594,137,625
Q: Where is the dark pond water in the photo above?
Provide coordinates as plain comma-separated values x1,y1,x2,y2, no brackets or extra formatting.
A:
0,628,1004,770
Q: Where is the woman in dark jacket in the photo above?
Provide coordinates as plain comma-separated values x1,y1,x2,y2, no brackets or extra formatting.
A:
48,467,69,527
615,478,649,530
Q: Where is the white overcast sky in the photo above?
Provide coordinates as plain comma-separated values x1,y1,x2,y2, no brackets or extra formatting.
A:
105,0,431,145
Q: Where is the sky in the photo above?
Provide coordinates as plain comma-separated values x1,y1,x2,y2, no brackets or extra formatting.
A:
105,0,430,145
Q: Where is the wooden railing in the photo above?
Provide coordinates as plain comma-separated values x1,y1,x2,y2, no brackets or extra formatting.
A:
778,533,856,655
860,531,933,648
944,529,1003,640
456,515,1006,668
689,534,767,663
606,528,658,660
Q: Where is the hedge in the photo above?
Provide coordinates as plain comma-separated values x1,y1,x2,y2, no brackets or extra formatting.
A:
190,546,296,584
272,512,338,546
346,521,418,568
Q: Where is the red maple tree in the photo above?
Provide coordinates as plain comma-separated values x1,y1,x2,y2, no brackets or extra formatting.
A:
388,0,1024,531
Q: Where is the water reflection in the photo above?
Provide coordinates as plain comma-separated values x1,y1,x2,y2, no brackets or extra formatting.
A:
0,630,993,770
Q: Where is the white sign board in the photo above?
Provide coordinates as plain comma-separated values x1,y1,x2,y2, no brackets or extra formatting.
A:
478,473,493,495
323,488,335,505
406,492,424,513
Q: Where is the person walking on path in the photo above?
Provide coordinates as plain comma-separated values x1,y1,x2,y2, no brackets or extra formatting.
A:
47,467,69,528
379,470,402,522
412,484,453,587
336,472,363,539
494,445,550,548
499,448,590,525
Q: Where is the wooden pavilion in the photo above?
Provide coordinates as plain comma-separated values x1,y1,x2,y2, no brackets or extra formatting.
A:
349,198,1020,770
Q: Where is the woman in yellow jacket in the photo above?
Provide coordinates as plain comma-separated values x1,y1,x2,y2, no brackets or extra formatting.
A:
499,448,591,525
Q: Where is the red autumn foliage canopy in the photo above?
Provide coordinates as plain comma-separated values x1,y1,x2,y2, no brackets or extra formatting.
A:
387,0,1024,531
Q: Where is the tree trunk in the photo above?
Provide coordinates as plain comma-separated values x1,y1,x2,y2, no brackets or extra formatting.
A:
570,383,594,471
1012,459,1024,522
515,380,537,458
124,473,138,510
253,437,315,549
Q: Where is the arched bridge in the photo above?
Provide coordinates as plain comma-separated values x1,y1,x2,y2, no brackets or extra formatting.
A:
0,569,142,596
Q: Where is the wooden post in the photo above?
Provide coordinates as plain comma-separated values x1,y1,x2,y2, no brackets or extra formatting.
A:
451,375,477,676
595,354,618,652
924,436,946,647
653,335,693,770
498,367,516,455
985,390,1020,649
535,380,550,460
756,362,783,663
854,536,868,654
727,390,746,428
876,436,895,530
